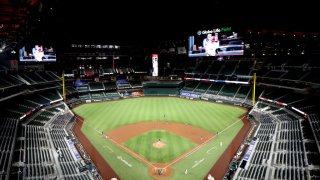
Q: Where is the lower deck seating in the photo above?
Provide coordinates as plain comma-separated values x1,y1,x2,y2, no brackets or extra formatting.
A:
233,103,319,180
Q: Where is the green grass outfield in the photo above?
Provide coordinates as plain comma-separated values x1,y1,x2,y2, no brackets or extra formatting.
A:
123,130,197,163
73,97,246,180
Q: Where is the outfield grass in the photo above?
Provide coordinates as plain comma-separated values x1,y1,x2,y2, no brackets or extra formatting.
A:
73,97,245,134
123,130,197,163
73,97,246,180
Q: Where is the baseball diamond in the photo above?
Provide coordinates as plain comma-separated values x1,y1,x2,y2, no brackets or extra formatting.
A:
72,97,249,180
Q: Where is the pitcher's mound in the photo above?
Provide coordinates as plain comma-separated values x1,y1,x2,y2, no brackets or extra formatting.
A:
153,141,166,149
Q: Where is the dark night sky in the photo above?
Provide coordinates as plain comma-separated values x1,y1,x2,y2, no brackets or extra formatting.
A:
43,0,317,45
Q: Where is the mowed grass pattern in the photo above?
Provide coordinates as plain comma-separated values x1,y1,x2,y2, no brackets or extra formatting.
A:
73,97,247,180
73,97,246,134
123,130,197,163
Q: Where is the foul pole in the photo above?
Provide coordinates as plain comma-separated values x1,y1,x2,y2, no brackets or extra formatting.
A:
252,72,256,106
62,71,66,102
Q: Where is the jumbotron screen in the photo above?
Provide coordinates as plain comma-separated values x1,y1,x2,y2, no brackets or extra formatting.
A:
188,27,244,57
19,45,56,62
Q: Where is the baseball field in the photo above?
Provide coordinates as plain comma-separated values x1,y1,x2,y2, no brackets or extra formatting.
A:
72,97,248,180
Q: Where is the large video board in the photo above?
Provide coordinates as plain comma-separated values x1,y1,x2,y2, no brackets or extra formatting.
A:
188,27,244,57
19,45,56,62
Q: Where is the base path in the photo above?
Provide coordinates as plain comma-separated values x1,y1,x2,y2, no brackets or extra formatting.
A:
72,101,251,180
106,121,214,144
106,122,215,179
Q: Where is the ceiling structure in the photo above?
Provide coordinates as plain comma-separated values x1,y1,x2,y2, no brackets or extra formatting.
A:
0,0,45,52
0,0,318,53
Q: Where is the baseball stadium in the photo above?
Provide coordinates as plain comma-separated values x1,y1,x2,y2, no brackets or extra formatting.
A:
0,1,320,180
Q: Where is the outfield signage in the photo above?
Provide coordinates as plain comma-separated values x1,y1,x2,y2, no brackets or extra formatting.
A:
180,91,201,98
184,77,249,84
152,54,158,77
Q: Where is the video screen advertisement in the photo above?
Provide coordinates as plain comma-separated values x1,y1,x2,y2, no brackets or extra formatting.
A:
152,54,158,77
19,45,56,62
188,27,244,57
